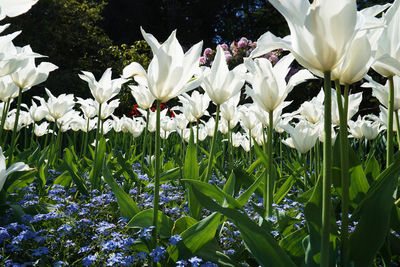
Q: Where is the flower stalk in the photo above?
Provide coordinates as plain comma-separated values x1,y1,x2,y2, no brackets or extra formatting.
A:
387,76,395,167
204,104,220,182
335,80,350,264
321,71,332,267
152,100,162,245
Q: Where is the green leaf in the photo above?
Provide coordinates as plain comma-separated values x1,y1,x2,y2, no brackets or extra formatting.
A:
196,238,238,267
191,186,296,267
127,208,174,239
303,176,335,266
184,127,201,220
53,171,72,187
171,216,198,235
348,153,400,266
364,155,380,182
236,171,264,206
274,172,298,205
279,228,307,262
168,212,221,262
102,163,140,218
183,179,242,209
64,148,89,196
90,137,107,188
332,138,370,206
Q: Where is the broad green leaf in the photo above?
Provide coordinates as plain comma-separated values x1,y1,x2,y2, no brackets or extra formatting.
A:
191,186,296,267
89,137,106,188
102,163,140,218
64,148,89,196
332,138,370,206
348,153,400,266
183,179,242,209
236,171,264,206
196,238,238,267
233,168,263,197
160,167,180,182
171,216,198,235
303,176,335,266
364,155,380,182
5,170,36,193
53,171,72,187
274,172,298,205
127,208,174,239
168,212,221,262
279,228,307,263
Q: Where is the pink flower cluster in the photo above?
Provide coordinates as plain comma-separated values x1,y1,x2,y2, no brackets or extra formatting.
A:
199,37,282,68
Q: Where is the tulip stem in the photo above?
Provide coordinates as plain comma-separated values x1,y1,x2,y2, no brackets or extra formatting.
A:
204,104,220,182
249,129,252,166
9,87,23,164
265,110,274,218
387,76,395,167
140,109,150,173
152,100,162,246
92,103,102,189
395,111,400,146
321,71,332,267
335,80,350,265
0,99,10,146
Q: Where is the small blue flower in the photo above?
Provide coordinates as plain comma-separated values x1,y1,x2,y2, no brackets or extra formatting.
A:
188,256,202,267
169,234,182,245
31,246,50,257
82,254,97,266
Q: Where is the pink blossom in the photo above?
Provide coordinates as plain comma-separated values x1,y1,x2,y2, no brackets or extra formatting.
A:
224,50,232,61
237,37,248,48
199,56,206,65
203,48,213,57
217,43,228,51
230,41,237,50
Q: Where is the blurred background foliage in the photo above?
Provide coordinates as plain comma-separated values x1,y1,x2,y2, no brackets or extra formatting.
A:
3,0,393,115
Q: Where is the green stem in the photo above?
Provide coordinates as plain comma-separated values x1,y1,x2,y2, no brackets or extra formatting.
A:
335,80,350,264
249,129,252,166
204,104,220,182
321,71,332,267
395,111,400,146
9,87,23,163
152,100,161,246
302,153,309,189
387,76,395,167
265,110,274,218
140,109,149,173
0,99,10,145
92,103,102,189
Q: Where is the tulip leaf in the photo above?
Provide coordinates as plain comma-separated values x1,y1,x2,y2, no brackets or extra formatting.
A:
364,155,380,182
184,127,201,220
102,163,140,219
195,238,238,267
348,153,400,267
171,216,198,235
127,208,174,239
53,171,72,187
89,137,107,188
183,179,242,210
279,227,307,263
64,148,89,196
303,176,336,266
332,138,369,206
233,168,263,197
236,170,264,206
167,212,221,262
191,185,297,267
274,171,298,205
